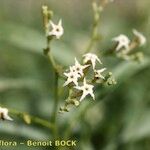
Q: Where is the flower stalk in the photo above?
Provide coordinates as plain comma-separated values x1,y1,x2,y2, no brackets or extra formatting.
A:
0,104,55,130
85,1,101,53
42,5,64,140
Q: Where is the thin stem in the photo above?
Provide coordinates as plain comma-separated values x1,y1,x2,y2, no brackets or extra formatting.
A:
46,38,60,139
46,38,60,140
84,2,101,54
47,51,58,71
42,5,59,73
85,0,114,54
8,108,55,130
52,71,59,139
42,6,60,141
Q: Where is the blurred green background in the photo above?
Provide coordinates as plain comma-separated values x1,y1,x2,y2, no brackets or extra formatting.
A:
0,0,150,150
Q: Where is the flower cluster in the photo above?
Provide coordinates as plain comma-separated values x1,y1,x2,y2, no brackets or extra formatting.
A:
0,107,13,121
112,29,146,62
60,53,116,112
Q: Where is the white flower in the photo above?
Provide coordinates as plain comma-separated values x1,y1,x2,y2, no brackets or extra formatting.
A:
133,29,146,46
0,107,13,121
75,78,95,101
83,53,102,69
71,58,89,76
94,68,106,79
47,19,64,39
112,34,130,51
63,67,80,86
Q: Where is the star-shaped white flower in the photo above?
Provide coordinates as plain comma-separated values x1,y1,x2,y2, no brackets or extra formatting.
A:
83,53,102,69
47,19,64,39
75,78,95,101
133,29,146,46
94,68,106,79
112,34,130,51
63,67,80,87
0,107,13,121
71,58,89,76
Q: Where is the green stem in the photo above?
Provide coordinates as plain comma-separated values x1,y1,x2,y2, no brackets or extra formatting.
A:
52,71,59,139
47,51,58,72
43,20,60,141
8,108,55,130
46,41,60,140
84,2,101,54
46,37,63,75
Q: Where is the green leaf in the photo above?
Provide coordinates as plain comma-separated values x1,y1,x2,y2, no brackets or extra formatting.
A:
122,110,150,143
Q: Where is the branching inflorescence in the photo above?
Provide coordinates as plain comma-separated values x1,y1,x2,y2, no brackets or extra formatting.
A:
60,53,116,112
41,3,117,114
0,1,147,144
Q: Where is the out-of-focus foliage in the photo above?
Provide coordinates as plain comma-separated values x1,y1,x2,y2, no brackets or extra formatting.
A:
0,0,150,150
